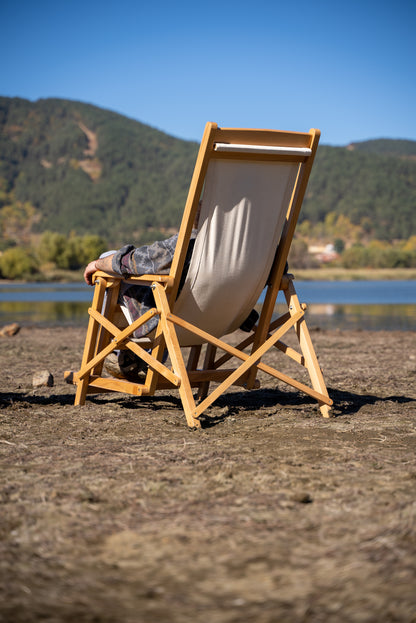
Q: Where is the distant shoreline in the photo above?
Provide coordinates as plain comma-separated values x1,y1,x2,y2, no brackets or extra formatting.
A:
292,267,416,281
1,267,416,285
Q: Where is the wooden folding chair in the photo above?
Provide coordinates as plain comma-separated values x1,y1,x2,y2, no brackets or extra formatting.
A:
69,122,332,428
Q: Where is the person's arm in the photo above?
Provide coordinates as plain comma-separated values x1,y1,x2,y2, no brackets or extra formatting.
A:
84,231,196,286
112,235,179,277
84,253,115,285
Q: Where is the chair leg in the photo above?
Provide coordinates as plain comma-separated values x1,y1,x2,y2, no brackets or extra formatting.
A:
152,283,200,428
285,280,332,417
296,316,331,417
74,372,90,406
91,281,121,377
187,345,202,371
74,277,108,405
197,343,217,401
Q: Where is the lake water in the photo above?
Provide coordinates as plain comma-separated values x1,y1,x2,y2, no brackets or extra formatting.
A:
0,280,415,331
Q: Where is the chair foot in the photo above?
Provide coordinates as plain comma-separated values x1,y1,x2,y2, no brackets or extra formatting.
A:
320,403,332,418
64,370,75,384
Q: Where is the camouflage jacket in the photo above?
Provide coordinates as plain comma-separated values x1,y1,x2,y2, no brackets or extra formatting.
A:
111,232,196,338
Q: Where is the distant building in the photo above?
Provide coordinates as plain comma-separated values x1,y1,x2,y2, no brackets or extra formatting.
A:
308,243,339,263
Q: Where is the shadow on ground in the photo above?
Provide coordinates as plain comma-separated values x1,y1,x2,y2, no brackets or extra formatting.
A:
1,385,414,427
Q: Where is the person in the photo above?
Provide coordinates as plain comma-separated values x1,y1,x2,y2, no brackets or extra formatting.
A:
84,230,259,381
84,232,196,335
83,231,196,380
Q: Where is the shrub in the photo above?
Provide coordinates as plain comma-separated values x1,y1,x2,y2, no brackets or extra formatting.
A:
0,247,39,279
38,231,67,265
37,231,107,270
340,245,368,269
78,235,108,265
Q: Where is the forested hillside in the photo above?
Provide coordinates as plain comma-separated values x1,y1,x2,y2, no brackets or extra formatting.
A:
304,142,416,240
1,96,415,249
0,97,198,246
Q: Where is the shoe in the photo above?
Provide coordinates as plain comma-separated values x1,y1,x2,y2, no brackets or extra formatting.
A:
239,309,259,332
104,350,147,382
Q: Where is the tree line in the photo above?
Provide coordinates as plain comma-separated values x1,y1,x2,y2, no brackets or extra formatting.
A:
1,96,415,278
1,96,415,246
1,200,415,280
0,229,107,280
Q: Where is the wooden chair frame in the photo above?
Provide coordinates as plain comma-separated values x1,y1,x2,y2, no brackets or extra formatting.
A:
70,123,332,428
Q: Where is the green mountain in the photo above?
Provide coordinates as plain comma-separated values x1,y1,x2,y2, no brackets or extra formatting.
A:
1,96,415,245
304,141,416,240
346,138,416,157
0,97,198,246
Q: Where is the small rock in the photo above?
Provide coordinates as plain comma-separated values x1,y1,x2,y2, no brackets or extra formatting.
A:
0,322,21,337
32,370,54,388
293,492,313,504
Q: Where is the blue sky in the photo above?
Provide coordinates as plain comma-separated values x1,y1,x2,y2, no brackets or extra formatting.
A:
2,0,415,145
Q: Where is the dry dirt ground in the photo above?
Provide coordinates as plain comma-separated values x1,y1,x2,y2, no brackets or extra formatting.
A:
1,325,416,622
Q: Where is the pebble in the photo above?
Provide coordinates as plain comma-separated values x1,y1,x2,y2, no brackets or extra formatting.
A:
293,492,313,504
0,322,21,337
32,370,54,388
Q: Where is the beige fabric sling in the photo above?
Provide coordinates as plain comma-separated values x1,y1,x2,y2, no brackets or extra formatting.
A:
174,155,299,345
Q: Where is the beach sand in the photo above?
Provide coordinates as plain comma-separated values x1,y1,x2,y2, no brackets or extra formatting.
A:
1,326,416,622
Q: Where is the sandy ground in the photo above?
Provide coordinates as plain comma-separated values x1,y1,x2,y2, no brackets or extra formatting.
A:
1,325,416,622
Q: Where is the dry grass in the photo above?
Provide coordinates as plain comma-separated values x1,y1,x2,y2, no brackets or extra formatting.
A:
0,326,415,622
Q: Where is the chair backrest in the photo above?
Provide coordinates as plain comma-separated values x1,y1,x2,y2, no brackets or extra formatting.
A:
171,124,320,345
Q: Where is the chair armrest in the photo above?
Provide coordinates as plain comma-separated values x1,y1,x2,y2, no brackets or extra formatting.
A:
93,270,174,288
123,274,175,287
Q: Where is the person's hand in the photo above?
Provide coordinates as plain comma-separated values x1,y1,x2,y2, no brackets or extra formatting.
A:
83,253,115,285
84,260,98,285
